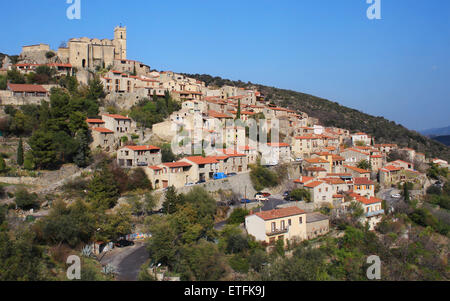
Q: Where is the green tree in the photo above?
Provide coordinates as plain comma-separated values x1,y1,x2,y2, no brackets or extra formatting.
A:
14,188,39,210
162,186,184,214
87,166,120,209
0,156,6,173
290,189,311,202
228,208,250,225
357,160,371,171
17,138,24,166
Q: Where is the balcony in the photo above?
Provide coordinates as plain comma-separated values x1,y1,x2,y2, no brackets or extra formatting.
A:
366,209,385,218
266,228,289,236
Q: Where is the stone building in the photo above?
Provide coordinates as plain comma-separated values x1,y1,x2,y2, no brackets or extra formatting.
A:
57,26,127,69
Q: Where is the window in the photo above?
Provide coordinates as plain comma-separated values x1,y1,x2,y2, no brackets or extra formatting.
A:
281,220,285,230
299,217,303,224
288,219,291,226
271,222,276,232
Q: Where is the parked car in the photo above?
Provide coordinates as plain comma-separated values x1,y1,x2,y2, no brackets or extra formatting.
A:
255,194,269,202
391,194,401,199
240,198,252,204
196,179,206,184
227,173,237,177
295,158,303,162
283,191,291,197
185,182,195,186
115,240,135,248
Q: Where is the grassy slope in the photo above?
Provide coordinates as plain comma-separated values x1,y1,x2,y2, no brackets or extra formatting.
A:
183,73,450,162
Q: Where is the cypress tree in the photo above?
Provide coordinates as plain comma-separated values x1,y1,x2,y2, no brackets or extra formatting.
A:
17,138,24,166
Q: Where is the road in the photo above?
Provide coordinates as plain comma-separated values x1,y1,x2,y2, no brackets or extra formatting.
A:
101,242,148,281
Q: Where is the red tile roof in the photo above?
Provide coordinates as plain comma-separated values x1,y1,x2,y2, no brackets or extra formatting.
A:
86,119,105,124
304,181,325,188
344,165,371,174
124,145,160,151
163,162,192,168
353,177,375,185
208,110,232,119
8,83,47,93
92,127,114,133
184,156,219,165
293,176,315,184
267,143,290,147
253,207,305,221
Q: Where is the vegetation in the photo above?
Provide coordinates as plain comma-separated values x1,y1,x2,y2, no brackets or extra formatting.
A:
129,91,181,129
249,163,280,191
290,189,311,202
228,208,250,225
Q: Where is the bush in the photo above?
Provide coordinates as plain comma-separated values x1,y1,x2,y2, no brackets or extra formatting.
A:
250,164,279,191
228,208,249,225
14,188,39,210
290,189,311,202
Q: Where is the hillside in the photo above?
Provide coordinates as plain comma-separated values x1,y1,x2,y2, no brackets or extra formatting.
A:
432,135,450,146
421,126,450,137
183,73,450,162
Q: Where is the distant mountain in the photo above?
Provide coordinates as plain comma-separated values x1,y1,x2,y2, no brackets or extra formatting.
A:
183,73,450,161
421,126,450,137
431,135,450,146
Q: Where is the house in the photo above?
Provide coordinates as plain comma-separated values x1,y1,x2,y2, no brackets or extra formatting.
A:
355,195,384,230
303,181,334,207
216,149,248,173
117,145,162,168
7,83,49,97
353,177,376,198
344,165,371,179
351,132,372,146
370,155,383,172
340,148,370,166
102,114,132,134
265,142,291,164
86,118,106,129
245,207,307,245
306,213,330,240
180,156,220,182
146,161,194,189
90,127,116,152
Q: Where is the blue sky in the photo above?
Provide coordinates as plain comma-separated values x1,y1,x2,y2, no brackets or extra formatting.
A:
2,0,449,131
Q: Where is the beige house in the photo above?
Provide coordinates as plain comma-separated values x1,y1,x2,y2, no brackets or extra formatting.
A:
102,114,132,135
306,213,330,240
245,207,307,245
90,127,116,152
146,161,194,189
353,177,375,198
303,181,334,207
180,156,220,182
117,145,162,168
344,165,371,179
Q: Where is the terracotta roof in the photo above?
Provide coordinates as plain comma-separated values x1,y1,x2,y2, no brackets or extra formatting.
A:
103,114,131,120
356,196,382,205
253,207,305,221
92,127,114,133
267,142,290,147
148,166,163,171
304,181,325,188
293,176,315,184
163,162,192,168
333,194,344,198
344,165,371,174
8,83,47,93
306,167,327,172
86,119,105,124
382,165,402,172
184,156,219,165
353,177,375,185
208,110,232,119
124,145,160,151
217,149,246,157
320,178,346,185
305,158,328,164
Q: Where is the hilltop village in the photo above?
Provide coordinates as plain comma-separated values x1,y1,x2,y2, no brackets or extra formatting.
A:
0,27,449,281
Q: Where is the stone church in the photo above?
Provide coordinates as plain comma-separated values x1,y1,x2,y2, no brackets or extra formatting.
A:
20,26,127,70
57,26,127,69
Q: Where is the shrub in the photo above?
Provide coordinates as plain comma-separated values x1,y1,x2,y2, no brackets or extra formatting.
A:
228,208,249,225
14,188,39,210
250,164,279,191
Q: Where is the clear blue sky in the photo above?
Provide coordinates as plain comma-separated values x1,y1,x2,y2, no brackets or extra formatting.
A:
2,0,449,131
